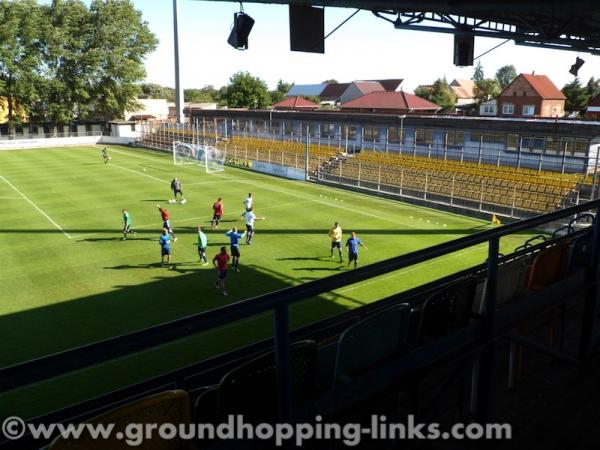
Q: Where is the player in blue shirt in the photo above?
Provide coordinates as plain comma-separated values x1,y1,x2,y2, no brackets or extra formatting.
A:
225,227,246,272
159,228,172,266
346,232,368,269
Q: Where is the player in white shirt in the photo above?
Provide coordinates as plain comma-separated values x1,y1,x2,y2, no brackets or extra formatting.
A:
244,207,265,244
241,193,253,217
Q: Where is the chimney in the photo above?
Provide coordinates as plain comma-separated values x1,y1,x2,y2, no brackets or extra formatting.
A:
532,71,535,76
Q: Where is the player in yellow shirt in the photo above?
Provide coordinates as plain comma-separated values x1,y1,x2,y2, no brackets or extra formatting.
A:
328,222,343,263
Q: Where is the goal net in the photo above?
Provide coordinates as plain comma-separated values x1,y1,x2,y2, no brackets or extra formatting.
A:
172,141,225,173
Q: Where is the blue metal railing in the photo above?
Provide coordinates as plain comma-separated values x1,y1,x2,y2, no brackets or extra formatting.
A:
1,200,600,421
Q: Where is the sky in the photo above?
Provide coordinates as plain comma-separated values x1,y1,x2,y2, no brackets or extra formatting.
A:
135,1,600,93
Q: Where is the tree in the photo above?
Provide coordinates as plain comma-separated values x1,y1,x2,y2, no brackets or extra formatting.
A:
321,79,338,84
140,83,174,101
40,0,95,124
269,79,292,104
225,71,270,109
413,79,455,112
413,85,433,100
495,65,517,89
86,0,158,121
473,78,501,104
472,61,484,84
562,78,589,116
586,77,600,100
0,0,44,126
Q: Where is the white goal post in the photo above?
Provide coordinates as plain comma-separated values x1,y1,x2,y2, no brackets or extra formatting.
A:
172,141,225,173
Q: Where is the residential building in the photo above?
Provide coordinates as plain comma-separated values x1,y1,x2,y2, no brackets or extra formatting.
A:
480,99,497,116
450,79,476,108
338,81,385,104
125,98,169,121
496,73,566,118
339,91,440,115
586,93,600,120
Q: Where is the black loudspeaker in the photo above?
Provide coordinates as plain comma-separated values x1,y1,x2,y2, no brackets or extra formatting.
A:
227,12,255,50
289,5,324,53
569,57,585,76
453,34,474,66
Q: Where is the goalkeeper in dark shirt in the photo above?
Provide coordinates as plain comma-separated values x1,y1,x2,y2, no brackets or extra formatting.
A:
170,177,185,203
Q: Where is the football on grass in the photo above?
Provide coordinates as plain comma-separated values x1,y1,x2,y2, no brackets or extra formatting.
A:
181,199,187,204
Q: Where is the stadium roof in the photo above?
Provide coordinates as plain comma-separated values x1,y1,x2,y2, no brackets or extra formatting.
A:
340,91,440,111
286,84,327,97
201,0,600,55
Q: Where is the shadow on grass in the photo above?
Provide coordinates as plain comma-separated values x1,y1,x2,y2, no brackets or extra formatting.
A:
0,257,363,420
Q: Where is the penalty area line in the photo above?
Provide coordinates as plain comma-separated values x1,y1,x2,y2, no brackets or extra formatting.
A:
0,175,72,239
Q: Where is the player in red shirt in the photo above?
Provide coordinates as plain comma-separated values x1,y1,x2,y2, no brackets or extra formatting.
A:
211,197,224,230
157,204,177,241
212,246,230,296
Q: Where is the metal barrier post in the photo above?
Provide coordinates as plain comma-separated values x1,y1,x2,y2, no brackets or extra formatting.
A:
274,304,292,421
477,236,499,421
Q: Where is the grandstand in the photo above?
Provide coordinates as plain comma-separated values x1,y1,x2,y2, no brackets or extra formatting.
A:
138,113,598,218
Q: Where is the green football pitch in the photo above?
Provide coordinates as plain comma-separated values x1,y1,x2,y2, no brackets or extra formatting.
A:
0,145,536,418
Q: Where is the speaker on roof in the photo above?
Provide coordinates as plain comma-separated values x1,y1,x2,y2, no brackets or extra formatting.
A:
289,5,324,53
453,33,474,67
569,57,585,76
227,12,255,50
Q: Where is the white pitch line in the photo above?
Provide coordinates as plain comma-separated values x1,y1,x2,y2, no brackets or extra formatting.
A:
0,175,71,238
109,162,168,183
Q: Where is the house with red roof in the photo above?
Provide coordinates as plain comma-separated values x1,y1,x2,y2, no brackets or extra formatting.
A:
496,73,566,118
339,91,441,114
272,96,320,111
586,93,600,120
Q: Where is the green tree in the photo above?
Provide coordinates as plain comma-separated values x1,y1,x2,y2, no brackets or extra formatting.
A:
269,79,292,104
0,0,44,126
428,78,456,112
40,0,95,124
140,83,174,102
495,65,517,89
321,79,338,84
562,78,589,116
414,79,455,112
473,78,501,104
586,77,600,99
225,71,270,109
86,0,158,121
472,61,484,84
413,85,433,100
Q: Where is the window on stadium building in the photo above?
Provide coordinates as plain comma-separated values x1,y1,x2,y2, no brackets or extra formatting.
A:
342,125,357,140
506,134,519,151
388,127,403,144
321,123,337,139
270,121,281,135
254,120,266,133
470,131,482,142
545,137,560,154
415,129,434,144
363,126,379,142
283,120,294,135
574,139,588,156
310,123,320,138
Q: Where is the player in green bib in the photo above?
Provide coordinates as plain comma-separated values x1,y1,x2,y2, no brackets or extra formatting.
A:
197,226,208,265
122,209,136,240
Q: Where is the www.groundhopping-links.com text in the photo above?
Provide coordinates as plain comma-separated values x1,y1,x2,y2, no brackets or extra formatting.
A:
2,415,512,447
